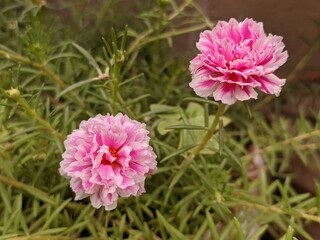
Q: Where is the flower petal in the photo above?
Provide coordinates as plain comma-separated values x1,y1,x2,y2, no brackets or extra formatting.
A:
189,18,288,104
59,113,157,211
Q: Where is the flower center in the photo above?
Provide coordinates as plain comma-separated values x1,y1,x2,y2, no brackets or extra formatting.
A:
100,154,109,165
110,149,117,158
100,148,121,169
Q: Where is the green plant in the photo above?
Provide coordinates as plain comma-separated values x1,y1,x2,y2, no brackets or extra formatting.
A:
0,1,319,239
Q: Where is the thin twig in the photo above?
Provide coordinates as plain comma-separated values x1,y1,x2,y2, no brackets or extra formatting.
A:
231,199,320,224
5,89,66,141
127,0,194,54
0,49,85,107
0,174,56,205
10,236,74,240
190,1,214,28
142,24,207,46
287,37,320,81
0,174,84,210
0,49,67,88
241,129,320,161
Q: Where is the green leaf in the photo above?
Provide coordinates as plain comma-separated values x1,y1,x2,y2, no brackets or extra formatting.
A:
33,227,68,236
41,198,72,230
160,144,196,163
4,194,22,234
56,77,101,98
156,210,186,240
119,73,144,87
169,165,187,189
175,189,201,210
143,222,153,240
63,220,90,234
219,119,224,156
122,94,150,107
248,225,268,240
284,225,294,240
71,42,101,74
150,104,181,115
126,208,144,230
32,198,40,218
185,102,204,117
317,184,320,216
182,97,219,106
23,185,56,205
47,53,80,62
223,145,242,169
243,101,252,118
233,217,246,240
205,210,220,240
111,27,119,53
166,124,208,130
157,118,181,135
190,164,215,194
119,214,127,238
291,142,309,165
0,182,12,213
0,234,19,240
120,25,128,51
194,220,208,240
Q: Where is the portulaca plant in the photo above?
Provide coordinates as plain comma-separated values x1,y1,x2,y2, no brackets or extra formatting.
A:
0,1,319,240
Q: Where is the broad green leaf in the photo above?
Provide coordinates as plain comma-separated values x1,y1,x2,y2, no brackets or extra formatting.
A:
157,118,181,135
150,104,181,116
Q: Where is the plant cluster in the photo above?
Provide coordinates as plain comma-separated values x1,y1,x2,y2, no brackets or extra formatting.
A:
0,1,320,239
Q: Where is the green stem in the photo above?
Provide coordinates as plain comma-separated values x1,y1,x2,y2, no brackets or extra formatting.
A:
116,92,135,119
191,1,214,28
287,37,320,81
0,174,56,205
127,0,194,54
0,49,84,107
112,61,121,115
241,128,320,161
230,198,320,224
0,174,84,210
10,236,74,240
5,90,65,141
111,56,136,118
180,103,226,166
0,49,66,88
141,24,207,47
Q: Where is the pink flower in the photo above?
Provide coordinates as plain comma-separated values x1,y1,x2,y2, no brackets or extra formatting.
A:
189,18,288,105
59,113,157,210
